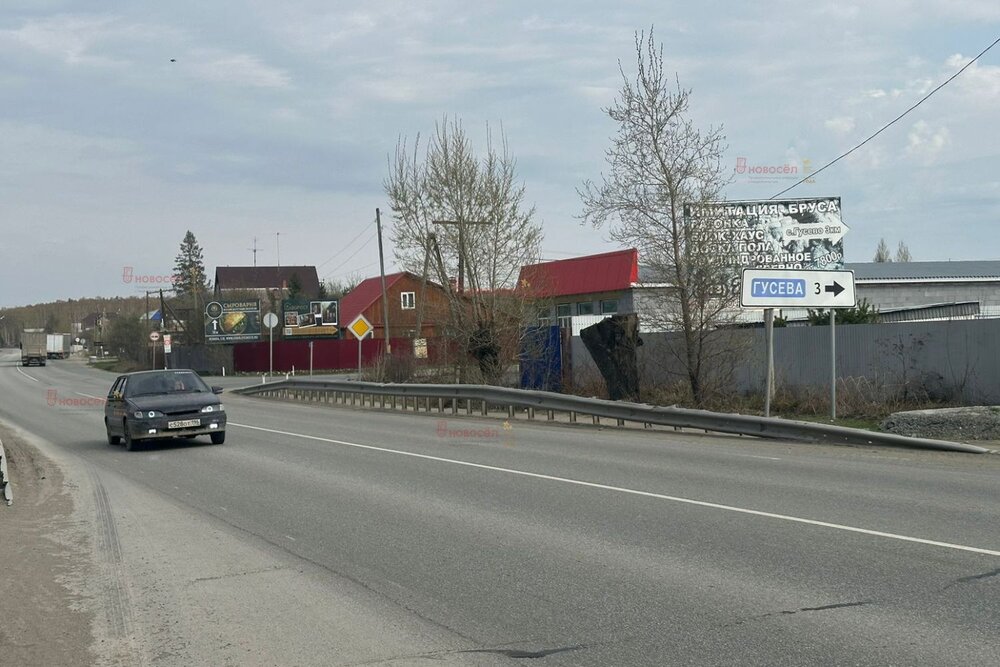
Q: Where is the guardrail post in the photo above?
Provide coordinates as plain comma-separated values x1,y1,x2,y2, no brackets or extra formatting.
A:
527,407,535,420
593,415,599,425
570,411,577,423
452,399,458,415
616,418,625,427
507,405,514,419
482,400,488,416
465,399,472,415
438,397,443,413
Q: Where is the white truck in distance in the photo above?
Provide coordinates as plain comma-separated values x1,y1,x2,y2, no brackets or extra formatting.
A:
47,333,71,359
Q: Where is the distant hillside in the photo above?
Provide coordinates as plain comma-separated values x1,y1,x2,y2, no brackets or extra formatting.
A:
0,295,147,346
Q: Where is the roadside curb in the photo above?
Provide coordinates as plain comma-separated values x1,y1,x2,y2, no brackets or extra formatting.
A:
0,436,12,506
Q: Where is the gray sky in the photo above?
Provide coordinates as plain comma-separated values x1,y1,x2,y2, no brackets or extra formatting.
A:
2,1,999,307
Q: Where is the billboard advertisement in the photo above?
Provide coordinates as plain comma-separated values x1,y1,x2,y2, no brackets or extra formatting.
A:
684,197,847,270
282,299,340,338
204,300,262,343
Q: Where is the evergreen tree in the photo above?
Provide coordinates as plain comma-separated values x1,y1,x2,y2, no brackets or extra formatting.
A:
288,272,304,299
172,231,210,297
807,299,879,325
172,231,210,342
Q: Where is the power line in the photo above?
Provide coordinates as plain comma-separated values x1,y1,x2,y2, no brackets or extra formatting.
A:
320,232,377,280
771,34,1000,199
316,223,377,271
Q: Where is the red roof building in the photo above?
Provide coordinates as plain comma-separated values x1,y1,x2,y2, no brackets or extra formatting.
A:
340,272,450,339
517,249,639,320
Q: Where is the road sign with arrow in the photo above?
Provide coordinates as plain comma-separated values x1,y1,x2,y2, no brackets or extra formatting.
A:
740,268,856,308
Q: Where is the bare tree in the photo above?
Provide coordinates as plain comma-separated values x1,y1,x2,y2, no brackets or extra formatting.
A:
895,241,912,262
873,238,892,262
385,117,543,383
579,28,733,405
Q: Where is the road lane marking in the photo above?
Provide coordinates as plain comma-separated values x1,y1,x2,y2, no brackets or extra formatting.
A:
15,366,39,382
76,392,106,400
230,421,1000,558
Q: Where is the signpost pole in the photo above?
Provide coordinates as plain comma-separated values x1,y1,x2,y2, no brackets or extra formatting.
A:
830,309,837,421
357,337,362,378
269,324,273,377
764,308,774,418
309,341,314,376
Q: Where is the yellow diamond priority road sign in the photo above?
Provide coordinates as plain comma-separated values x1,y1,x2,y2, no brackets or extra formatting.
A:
348,314,373,340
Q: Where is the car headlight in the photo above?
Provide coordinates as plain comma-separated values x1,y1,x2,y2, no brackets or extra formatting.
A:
201,404,224,413
134,410,164,419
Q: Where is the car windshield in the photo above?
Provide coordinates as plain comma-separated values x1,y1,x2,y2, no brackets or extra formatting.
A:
125,371,209,397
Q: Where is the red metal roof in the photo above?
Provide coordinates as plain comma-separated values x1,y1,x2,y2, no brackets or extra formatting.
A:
339,272,407,325
517,249,639,298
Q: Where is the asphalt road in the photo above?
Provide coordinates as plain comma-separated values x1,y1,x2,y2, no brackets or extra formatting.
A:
2,349,999,666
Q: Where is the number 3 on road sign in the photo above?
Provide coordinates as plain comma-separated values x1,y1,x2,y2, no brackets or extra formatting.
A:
814,282,821,295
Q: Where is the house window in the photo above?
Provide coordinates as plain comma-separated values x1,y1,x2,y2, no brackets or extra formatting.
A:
600,299,619,314
401,292,416,310
576,301,595,316
556,303,572,318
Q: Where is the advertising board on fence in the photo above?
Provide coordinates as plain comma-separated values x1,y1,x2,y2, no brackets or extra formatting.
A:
282,299,340,338
204,300,262,343
684,197,847,270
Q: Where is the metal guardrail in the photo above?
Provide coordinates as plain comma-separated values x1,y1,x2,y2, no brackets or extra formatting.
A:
1,438,12,506
235,379,993,454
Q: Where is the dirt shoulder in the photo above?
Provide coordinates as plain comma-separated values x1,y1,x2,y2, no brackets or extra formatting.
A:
0,424,96,666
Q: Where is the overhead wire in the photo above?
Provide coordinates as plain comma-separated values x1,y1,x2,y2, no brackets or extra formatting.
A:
321,231,378,280
771,34,1000,199
316,223,377,271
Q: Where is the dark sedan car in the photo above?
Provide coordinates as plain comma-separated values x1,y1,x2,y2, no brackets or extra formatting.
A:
104,369,226,450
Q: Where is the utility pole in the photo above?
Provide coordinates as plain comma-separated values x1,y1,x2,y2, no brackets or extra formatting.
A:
432,218,490,293
376,208,391,354
276,232,281,267
415,235,431,336
145,290,152,369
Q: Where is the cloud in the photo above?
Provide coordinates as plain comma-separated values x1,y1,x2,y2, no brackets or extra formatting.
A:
0,14,123,66
905,120,950,164
824,116,856,135
185,52,291,89
945,54,1000,105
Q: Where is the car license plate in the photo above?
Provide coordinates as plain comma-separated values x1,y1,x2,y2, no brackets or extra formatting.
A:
168,419,200,429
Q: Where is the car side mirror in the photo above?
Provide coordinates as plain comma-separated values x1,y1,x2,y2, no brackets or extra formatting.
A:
212,386,224,394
